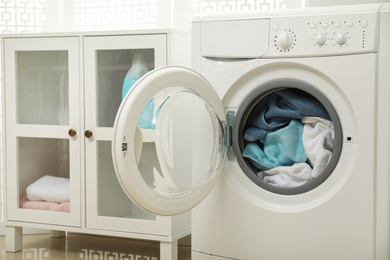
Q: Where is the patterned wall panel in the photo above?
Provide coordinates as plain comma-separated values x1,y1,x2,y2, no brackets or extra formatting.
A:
0,0,298,34
73,0,293,31
190,0,288,14
74,0,158,31
0,0,46,34
188,0,291,29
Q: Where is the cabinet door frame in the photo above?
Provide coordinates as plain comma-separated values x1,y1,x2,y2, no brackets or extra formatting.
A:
4,37,82,227
83,34,173,235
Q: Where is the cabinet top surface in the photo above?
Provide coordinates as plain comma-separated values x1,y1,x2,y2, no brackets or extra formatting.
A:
0,28,189,39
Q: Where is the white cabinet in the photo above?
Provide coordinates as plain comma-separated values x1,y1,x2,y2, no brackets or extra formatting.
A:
1,30,191,260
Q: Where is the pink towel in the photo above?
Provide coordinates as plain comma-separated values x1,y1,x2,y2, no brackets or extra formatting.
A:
20,196,70,213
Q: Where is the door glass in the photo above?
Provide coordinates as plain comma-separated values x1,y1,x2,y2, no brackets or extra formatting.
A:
96,49,154,127
135,87,225,197
16,51,69,125
97,141,155,220
18,137,70,213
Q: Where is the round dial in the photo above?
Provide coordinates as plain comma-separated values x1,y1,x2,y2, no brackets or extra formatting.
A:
314,33,327,46
277,32,294,50
335,33,347,45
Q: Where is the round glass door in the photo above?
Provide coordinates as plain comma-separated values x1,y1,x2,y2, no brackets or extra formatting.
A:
112,67,226,215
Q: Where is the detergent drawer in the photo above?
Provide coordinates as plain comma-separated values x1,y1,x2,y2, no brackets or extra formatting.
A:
200,19,270,59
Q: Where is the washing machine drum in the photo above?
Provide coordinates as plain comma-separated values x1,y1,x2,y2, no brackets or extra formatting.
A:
232,79,343,195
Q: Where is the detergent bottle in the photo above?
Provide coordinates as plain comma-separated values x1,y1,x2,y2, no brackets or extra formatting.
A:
121,53,149,100
122,53,157,129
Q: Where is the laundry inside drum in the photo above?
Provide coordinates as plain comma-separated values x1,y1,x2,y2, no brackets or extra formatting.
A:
241,88,336,189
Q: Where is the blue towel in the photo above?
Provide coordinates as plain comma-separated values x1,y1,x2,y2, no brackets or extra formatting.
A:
244,89,330,142
243,120,307,171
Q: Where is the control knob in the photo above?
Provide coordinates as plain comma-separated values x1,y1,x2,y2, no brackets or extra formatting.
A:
335,33,347,45
314,33,326,46
277,32,294,50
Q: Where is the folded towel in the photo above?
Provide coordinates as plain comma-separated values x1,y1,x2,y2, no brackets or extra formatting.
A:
20,195,70,213
26,175,70,203
301,117,335,178
258,163,313,187
244,89,331,142
243,120,307,170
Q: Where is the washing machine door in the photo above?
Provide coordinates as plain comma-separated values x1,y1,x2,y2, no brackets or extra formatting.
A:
112,66,226,216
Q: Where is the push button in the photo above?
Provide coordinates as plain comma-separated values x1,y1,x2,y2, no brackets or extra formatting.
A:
360,20,368,28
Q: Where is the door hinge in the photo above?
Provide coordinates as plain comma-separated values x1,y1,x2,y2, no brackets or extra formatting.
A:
225,110,235,161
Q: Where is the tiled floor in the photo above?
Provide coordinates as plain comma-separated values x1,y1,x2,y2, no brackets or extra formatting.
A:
0,233,191,260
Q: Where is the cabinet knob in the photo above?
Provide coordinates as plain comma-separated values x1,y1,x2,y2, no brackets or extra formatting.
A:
85,130,93,138
68,129,77,137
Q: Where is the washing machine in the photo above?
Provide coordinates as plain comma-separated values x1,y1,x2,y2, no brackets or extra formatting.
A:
111,3,390,260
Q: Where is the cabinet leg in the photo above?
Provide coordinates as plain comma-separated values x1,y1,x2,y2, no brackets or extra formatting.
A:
5,226,23,252
51,230,66,238
160,240,178,260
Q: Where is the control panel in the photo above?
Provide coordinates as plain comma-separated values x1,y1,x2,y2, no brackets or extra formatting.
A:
266,11,379,57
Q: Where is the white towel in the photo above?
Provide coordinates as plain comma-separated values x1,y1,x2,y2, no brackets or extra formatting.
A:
301,117,335,178
258,163,313,187
26,175,70,203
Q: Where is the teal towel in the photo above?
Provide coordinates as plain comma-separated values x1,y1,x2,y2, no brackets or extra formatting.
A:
243,120,307,170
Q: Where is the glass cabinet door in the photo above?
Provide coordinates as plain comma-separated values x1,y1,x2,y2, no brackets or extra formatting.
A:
4,37,81,227
84,34,170,234
16,50,69,125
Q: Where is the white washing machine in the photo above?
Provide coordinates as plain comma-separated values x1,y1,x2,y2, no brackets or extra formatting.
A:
112,3,390,260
